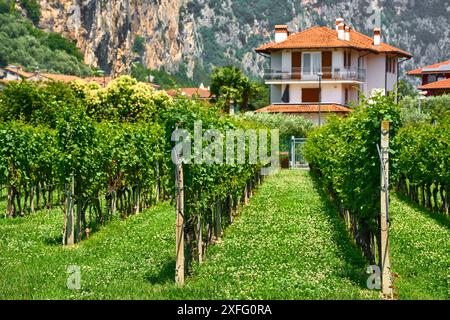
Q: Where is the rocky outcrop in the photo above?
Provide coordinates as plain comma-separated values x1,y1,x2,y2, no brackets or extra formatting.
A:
38,0,196,76
35,0,450,79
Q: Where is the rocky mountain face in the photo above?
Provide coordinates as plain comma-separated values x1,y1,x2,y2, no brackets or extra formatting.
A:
35,0,450,79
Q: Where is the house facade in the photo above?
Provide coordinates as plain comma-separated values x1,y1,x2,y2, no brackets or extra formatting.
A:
407,60,450,96
255,19,412,124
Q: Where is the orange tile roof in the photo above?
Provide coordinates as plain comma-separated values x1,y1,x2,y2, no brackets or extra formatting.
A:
167,88,211,99
40,73,81,83
407,60,450,75
256,104,352,113
418,78,450,90
83,76,113,86
5,65,33,78
255,26,412,58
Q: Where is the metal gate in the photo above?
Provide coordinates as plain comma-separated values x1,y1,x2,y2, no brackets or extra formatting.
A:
290,137,308,169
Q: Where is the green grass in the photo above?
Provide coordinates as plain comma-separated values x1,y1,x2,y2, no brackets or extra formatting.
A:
181,170,378,299
0,170,378,299
390,194,450,300
1,170,447,300
0,203,179,299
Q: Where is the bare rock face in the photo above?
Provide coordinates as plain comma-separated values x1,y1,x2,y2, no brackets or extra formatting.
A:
38,0,195,76
36,0,450,80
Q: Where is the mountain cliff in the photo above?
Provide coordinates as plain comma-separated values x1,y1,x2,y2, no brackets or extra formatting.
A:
35,0,450,79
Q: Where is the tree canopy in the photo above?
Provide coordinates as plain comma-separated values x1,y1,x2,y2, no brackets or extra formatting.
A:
210,66,268,113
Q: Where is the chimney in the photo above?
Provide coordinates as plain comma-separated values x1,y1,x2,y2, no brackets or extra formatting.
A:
373,28,381,46
337,23,345,41
345,25,351,41
275,25,289,43
335,18,344,31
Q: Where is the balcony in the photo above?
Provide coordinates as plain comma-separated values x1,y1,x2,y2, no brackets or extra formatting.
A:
264,67,366,82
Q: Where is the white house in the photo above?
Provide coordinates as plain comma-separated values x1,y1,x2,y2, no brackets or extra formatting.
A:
255,19,412,124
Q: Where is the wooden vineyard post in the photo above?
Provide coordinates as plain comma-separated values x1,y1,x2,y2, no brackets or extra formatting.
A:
30,185,35,214
229,194,234,224
6,185,12,217
197,215,203,263
155,161,160,203
76,200,82,243
215,200,222,240
244,183,249,205
65,175,75,246
380,121,393,298
175,163,185,286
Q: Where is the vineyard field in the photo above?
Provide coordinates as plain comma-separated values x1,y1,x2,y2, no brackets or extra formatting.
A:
1,170,448,299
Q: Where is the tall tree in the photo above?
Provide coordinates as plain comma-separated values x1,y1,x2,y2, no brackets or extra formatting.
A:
210,66,262,113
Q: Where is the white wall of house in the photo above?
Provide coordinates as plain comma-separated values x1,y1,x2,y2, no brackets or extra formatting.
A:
366,53,387,96
290,84,302,103
271,85,282,104
322,84,343,104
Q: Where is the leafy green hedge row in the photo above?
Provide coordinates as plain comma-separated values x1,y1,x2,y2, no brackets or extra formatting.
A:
0,123,56,215
0,118,164,221
399,94,450,124
158,97,266,268
304,94,402,262
394,120,450,214
0,77,264,256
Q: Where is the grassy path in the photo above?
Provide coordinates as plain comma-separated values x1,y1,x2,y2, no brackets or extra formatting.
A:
1,170,447,299
181,170,377,299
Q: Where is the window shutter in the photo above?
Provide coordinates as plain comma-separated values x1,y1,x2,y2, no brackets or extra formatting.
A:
292,52,302,79
322,51,332,79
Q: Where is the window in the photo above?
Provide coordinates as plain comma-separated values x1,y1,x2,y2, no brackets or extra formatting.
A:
302,52,321,78
358,56,365,69
427,74,446,83
387,56,396,73
345,88,349,104
344,51,352,68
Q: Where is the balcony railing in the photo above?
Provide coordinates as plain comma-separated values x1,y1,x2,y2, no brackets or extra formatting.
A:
264,67,366,82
